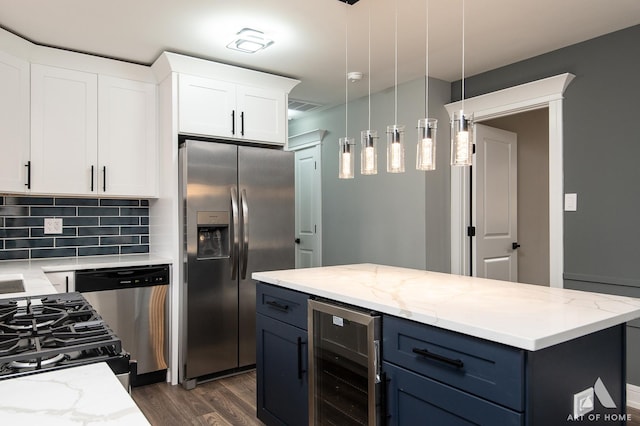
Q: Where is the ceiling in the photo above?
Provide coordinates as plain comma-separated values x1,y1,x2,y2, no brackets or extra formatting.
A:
1,0,639,114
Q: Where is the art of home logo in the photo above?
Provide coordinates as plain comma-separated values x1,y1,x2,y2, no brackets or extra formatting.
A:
567,377,627,422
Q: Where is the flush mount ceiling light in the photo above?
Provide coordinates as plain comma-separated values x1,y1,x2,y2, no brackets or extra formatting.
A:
226,28,274,53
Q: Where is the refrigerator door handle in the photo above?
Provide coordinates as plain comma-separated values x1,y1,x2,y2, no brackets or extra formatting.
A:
230,186,240,280
240,189,249,279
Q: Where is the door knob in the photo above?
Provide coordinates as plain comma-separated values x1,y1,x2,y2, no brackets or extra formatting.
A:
512,242,521,250
295,238,301,244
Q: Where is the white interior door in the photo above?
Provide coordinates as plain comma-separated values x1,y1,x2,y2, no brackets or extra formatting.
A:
473,124,518,281
294,144,322,268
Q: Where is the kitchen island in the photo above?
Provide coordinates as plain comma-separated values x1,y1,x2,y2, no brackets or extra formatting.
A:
253,263,640,425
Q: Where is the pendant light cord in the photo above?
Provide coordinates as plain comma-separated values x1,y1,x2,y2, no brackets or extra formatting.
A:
394,0,398,125
345,4,349,137
461,0,465,110
368,1,371,130
425,0,429,117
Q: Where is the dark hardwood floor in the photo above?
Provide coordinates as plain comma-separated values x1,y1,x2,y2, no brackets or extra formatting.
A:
132,372,640,425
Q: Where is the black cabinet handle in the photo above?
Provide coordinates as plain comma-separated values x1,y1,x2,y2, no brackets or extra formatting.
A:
25,161,31,189
90,165,94,191
240,111,245,136
512,242,521,250
265,300,289,312
295,238,301,244
412,347,464,369
297,336,305,380
102,166,107,192
231,110,235,135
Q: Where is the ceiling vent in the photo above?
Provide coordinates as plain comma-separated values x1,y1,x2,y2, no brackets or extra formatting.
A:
288,99,324,119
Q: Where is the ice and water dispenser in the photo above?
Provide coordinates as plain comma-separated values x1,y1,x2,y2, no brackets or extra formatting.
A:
196,211,230,259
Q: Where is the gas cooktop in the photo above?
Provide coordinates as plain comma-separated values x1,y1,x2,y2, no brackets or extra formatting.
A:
0,292,128,379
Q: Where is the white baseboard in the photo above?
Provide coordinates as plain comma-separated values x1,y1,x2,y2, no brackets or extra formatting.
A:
628,384,640,409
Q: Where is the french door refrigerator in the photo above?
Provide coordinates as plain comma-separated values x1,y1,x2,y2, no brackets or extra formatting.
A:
179,139,294,389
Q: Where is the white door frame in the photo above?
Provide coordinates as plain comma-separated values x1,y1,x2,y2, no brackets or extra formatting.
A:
287,128,326,267
445,73,575,288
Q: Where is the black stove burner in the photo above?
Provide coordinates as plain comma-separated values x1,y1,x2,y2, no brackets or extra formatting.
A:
0,292,126,379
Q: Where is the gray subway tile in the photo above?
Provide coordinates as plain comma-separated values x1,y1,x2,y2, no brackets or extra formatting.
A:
120,226,149,235
0,228,30,238
100,199,139,207
0,250,29,260
30,248,76,259
78,246,120,256
30,207,77,217
78,207,120,216
0,206,29,216
4,217,44,227
55,237,99,247
101,217,139,226
141,217,149,225
78,227,120,236
0,197,3,205
141,200,149,206
5,238,54,249
101,235,139,245
55,197,99,206
4,196,54,206
64,217,99,226
31,227,77,238
120,245,149,254
120,207,149,216
141,236,149,244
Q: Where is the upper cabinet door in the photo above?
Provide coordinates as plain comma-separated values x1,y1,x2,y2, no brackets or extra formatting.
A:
0,51,30,193
237,86,286,145
30,64,98,196
98,75,158,198
178,74,236,138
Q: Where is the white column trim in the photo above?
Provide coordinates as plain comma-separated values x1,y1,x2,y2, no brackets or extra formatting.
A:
445,73,575,286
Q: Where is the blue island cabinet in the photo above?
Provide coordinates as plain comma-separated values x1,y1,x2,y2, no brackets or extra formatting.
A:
383,315,626,426
256,283,310,426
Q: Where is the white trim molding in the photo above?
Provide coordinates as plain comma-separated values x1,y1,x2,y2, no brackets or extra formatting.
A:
287,129,327,151
628,383,640,410
445,73,575,288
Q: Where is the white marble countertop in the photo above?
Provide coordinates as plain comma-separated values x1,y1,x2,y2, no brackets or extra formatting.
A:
0,254,172,299
253,263,640,351
0,362,149,425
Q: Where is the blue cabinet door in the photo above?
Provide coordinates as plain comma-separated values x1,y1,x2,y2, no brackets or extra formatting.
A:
385,362,523,426
256,313,308,426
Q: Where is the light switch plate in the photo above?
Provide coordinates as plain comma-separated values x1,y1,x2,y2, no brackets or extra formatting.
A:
564,193,578,211
44,218,63,234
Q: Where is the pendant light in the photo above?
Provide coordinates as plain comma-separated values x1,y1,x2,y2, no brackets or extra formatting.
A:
338,4,355,179
361,0,377,175
387,0,405,173
416,0,437,171
450,0,473,167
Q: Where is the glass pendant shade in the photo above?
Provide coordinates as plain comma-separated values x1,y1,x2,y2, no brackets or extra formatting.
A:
416,118,437,171
338,137,355,179
450,111,473,166
360,130,378,175
386,125,405,173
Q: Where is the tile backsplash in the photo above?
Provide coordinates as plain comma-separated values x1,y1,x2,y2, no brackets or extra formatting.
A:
0,196,149,261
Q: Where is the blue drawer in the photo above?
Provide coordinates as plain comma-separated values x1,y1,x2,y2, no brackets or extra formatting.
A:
385,362,524,426
256,282,309,330
383,315,525,411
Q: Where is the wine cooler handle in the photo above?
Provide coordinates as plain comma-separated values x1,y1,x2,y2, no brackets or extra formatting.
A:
297,336,305,380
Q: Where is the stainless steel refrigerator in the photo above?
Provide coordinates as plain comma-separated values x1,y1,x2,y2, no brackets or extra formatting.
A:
179,139,294,389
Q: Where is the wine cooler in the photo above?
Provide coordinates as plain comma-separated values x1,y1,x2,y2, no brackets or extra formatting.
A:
308,299,382,425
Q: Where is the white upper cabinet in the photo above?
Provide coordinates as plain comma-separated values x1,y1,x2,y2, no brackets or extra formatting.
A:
29,64,158,198
178,74,236,138
0,51,30,193
98,75,158,198
178,73,287,145
30,64,98,196
236,86,286,144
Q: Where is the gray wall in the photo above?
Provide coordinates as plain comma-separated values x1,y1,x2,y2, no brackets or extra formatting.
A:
453,24,640,384
289,76,451,271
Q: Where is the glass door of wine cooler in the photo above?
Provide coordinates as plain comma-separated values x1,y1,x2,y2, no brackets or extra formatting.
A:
308,299,381,426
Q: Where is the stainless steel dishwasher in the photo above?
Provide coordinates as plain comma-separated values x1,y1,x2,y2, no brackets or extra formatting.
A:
75,264,170,386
